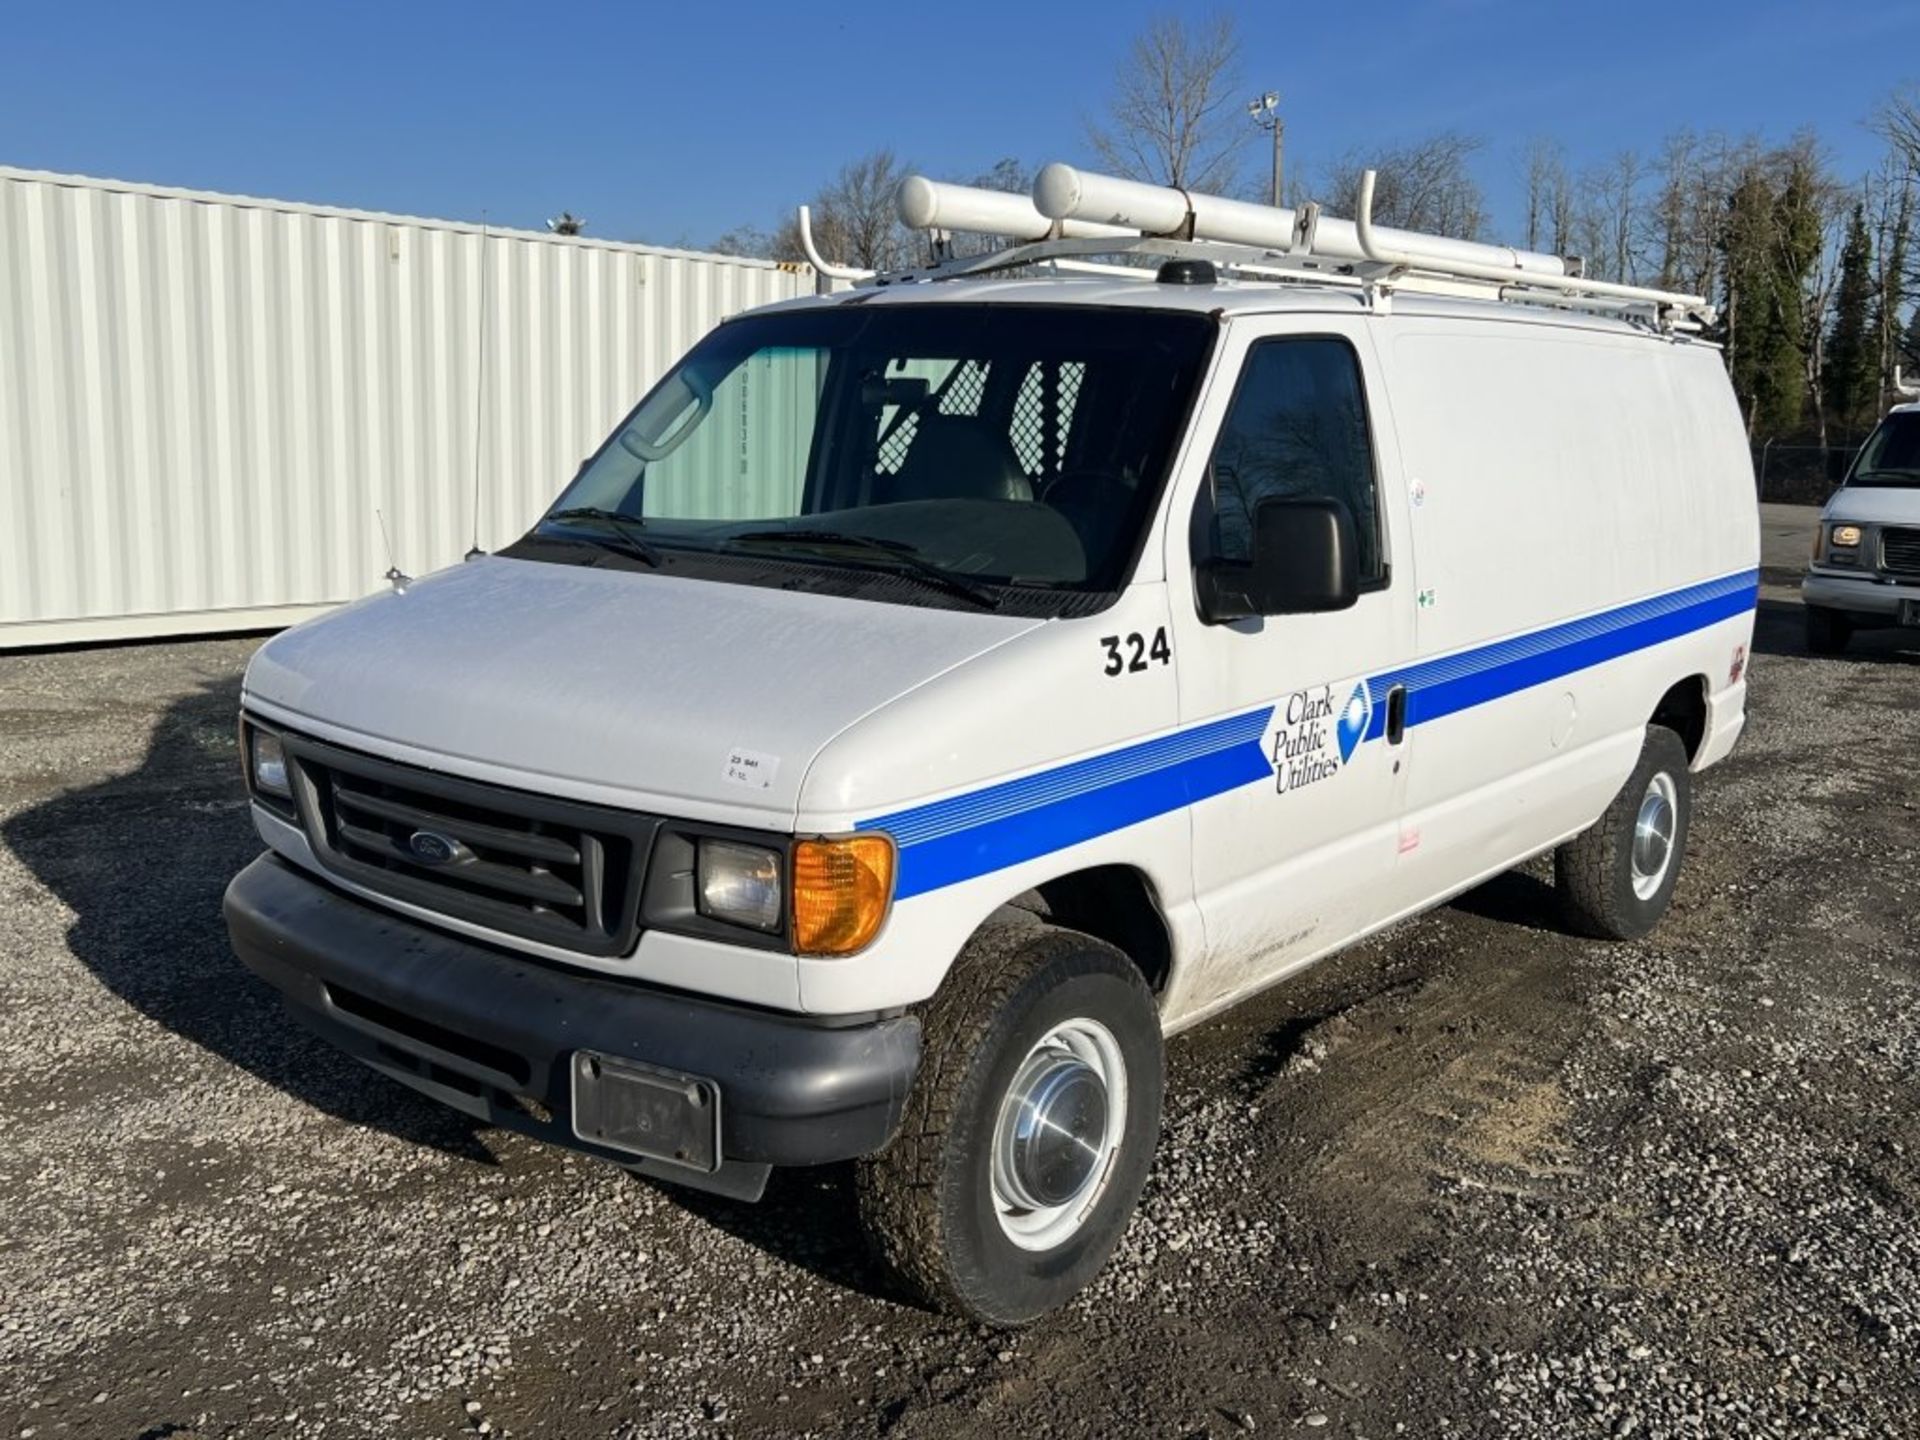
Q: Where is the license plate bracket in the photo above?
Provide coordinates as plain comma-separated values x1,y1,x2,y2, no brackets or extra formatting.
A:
1900,599,1920,627
571,1051,721,1172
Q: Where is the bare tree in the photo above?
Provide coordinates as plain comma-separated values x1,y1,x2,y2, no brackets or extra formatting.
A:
1650,130,1709,292
1869,92,1920,409
1323,132,1488,239
1088,12,1248,193
1876,86,1920,181
1649,130,1759,300
817,148,915,270
1870,162,1915,410
1798,181,1851,447
709,224,774,259
1520,138,1572,254
1573,150,1644,283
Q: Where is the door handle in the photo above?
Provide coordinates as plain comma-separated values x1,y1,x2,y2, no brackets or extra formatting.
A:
1386,685,1408,745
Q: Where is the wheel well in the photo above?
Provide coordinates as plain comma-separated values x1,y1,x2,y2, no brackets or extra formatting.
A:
1651,675,1709,762
1001,866,1174,994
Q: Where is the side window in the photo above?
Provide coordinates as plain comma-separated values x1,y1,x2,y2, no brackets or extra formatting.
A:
1198,337,1385,584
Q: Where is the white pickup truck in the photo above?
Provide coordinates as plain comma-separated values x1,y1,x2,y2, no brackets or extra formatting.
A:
225,167,1758,1324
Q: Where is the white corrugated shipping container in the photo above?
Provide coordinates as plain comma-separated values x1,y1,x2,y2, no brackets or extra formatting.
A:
0,165,817,648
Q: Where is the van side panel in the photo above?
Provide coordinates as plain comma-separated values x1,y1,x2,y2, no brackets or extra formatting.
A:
1382,322,1756,905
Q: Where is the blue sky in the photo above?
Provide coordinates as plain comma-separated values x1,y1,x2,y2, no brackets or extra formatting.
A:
2,1,1915,249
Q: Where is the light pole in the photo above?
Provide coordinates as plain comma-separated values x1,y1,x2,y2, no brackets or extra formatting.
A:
1248,92,1283,207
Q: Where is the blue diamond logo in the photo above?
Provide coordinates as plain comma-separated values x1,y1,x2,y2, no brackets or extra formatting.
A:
1336,683,1372,763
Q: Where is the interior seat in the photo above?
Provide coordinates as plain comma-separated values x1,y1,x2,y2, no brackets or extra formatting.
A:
884,415,1033,504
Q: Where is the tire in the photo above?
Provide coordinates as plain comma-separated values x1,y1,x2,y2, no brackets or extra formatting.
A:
1806,605,1852,656
1555,725,1692,942
856,923,1165,1326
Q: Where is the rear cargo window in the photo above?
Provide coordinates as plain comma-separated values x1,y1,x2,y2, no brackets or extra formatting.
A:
1199,337,1384,583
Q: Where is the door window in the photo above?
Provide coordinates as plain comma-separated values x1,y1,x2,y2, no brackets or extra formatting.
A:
1196,337,1386,584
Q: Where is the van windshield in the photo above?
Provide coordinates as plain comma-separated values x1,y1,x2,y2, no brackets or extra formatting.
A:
515,303,1216,614
1847,411,1920,488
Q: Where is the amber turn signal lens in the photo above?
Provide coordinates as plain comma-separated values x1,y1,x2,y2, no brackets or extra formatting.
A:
791,835,894,956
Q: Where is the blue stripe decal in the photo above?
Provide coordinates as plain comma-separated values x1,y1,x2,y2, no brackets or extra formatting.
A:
1360,570,1758,741
865,708,1273,900
862,569,1758,899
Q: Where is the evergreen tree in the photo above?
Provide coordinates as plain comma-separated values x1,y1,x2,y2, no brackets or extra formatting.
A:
1826,203,1876,434
1719,147,1825,436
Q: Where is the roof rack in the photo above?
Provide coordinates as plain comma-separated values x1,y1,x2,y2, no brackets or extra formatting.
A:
795,163,1715,333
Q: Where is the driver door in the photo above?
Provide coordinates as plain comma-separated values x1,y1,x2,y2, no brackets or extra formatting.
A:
1161,317,1416,1020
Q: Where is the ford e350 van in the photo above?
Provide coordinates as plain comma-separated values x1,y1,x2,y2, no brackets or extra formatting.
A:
225,166,1759,1324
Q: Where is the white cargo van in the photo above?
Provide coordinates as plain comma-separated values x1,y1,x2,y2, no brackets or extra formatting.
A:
225,167,1758,1324
1804,399,1920,651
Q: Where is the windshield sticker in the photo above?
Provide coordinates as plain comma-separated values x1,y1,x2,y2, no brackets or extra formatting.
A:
1271,682,1372,794
722,746,781,791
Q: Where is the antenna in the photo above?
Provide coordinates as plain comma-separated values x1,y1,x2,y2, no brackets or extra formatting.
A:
466,218,490,560
376,507,409,594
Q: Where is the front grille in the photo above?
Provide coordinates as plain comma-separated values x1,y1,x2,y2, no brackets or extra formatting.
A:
278,731,658,957
1883,527,1920,579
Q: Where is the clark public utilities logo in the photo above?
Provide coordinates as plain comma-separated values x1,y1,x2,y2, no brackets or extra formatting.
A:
1271,682,1372,794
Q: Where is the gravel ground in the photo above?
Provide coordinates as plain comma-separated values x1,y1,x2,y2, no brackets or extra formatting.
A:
3,505,1917,1439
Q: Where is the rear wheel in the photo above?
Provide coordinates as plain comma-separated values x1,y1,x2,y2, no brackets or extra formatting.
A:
1555,725,1692,941
856,924,1164,1326
1806,604,1852,655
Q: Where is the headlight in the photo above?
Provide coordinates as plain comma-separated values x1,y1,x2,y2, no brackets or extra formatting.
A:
249,728,291,798
696,840,784,933
791,835,895,956
1831,524,1863,548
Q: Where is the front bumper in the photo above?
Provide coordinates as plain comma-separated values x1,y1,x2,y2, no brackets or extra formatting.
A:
1803,568,1920,622
224,855,921,1200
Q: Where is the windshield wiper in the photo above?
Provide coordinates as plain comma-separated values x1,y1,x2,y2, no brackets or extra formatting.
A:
726,528,1002,609
542,506,663,567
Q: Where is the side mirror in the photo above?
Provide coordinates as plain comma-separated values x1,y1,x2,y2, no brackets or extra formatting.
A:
1196,496,1359,623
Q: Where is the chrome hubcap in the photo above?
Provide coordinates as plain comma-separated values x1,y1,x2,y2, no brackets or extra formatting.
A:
990,1018,1127,1252
1631,771,1679,900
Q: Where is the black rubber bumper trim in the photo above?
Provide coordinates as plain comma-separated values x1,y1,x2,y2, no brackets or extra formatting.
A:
224,854,921,1170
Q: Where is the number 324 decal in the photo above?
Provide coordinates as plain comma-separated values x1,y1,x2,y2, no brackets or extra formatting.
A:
1101,628,1172,676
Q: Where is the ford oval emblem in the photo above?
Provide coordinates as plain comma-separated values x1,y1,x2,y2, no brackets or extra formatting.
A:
407,829,468,866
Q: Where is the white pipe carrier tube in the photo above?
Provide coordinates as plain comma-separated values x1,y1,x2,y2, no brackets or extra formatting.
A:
1033,163,1301,252
896,176,1131,241
1033,162,1571,278
1303,213,1569,277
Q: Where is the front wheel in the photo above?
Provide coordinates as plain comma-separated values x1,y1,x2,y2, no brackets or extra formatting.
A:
1555,725,1693,941
856,925,1164,1326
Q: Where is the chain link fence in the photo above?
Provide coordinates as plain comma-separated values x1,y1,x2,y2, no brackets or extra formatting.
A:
1754,438,1867,505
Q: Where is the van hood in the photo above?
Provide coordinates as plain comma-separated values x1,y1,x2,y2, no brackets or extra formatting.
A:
1823,485,1920,525
244,556,1043,820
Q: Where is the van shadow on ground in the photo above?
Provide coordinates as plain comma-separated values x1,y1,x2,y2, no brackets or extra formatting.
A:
3,676,496,1165
1,677,895,1301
